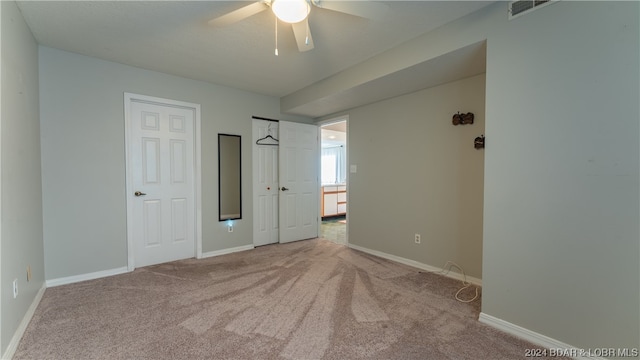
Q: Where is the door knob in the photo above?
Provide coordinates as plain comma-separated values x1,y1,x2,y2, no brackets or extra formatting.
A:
134,191,147,197
280,187,289,191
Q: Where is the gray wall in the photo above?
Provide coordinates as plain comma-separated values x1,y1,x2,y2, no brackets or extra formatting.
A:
0,1,45,354
319,0,639,352
39,47,311,280
483,1,639,349
344,74,485,278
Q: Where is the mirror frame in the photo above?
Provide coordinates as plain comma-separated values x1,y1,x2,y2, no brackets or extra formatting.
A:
218,134,242,221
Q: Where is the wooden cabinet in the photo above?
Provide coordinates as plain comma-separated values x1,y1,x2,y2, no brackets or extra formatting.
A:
322,185,347,217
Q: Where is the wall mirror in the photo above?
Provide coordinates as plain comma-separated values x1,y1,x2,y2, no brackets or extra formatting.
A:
218,134,242,221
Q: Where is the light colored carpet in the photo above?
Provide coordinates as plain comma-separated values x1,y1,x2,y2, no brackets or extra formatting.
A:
14,239,554,359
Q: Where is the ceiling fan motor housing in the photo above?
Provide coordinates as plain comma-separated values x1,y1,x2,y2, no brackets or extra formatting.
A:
271,0,311,23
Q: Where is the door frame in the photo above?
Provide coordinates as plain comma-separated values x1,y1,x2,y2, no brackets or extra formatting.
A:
318,115,349,245
124,93,202,271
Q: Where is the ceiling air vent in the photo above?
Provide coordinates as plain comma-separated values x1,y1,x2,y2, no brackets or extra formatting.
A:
509,0,554,20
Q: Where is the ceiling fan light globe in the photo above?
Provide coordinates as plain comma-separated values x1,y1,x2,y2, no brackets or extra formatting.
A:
271,0,310,23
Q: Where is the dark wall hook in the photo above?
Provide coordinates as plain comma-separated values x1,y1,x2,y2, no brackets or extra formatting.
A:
452,112,474,125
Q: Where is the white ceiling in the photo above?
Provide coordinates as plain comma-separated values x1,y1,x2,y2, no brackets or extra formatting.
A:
321,120,347,147
16,1,492,117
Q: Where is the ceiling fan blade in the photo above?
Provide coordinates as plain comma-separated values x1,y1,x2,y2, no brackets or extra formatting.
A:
291,19,314,52
312,1,389,20
208,2,269,27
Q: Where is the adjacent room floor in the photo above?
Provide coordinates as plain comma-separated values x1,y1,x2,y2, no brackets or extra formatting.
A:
320,215,346,244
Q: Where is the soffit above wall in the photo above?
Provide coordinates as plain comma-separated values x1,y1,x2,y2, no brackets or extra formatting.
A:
282,40,487,118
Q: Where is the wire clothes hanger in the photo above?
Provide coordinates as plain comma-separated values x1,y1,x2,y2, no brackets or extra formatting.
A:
256,123,279,146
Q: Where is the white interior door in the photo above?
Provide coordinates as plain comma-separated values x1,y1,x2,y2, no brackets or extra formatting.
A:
253,119,279,246
278,121,319,243
126,96,197,268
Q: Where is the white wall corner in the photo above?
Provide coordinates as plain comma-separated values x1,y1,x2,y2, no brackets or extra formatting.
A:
347,243,482,286
45,266,130,288
2,284,46,360
201,244,255,259
478,313,606,360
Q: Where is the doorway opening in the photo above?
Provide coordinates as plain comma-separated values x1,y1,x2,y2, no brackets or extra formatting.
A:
319,118,347,245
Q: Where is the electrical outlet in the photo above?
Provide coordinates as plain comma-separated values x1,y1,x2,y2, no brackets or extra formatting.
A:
414,234,421,244
13,279,18,299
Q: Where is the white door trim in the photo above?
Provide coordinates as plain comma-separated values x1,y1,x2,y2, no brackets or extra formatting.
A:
124,93,202,271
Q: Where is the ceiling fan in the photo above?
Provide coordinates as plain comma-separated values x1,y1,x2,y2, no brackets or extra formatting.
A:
207,0,389,53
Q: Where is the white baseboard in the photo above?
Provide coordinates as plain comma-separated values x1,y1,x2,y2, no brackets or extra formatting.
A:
46,246,256,287
45,266,129,288
348,243,482,286
478,313,604,360
200,244,255,259
2,283,46,360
